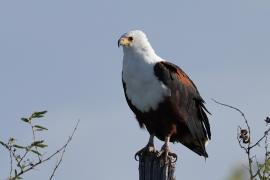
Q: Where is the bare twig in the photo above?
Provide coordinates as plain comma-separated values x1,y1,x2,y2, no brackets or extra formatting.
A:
49,119,80,180
11,120,80,179
262,136,268,179
10,147,23,172
31,124,41,161
212,99,254,179
249,128,270,149
212,99,251,138
17,149,30,170
9,147,13,177
253,156,261,178
0,111,80,179
213,98,270,179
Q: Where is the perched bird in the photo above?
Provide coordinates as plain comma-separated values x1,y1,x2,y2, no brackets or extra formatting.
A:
118,30,211,159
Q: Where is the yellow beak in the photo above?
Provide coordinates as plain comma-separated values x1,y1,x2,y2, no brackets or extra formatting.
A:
118,37,130,47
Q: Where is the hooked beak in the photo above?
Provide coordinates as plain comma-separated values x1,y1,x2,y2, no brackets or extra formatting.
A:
118,37,130,47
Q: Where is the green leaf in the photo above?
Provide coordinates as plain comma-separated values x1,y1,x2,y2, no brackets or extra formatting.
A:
265,163,270,173
20,118,30,123
31,140,47,148
0,140,6,146
30,149,41,156
35,143,48,148
37,110,47,114
13,144,25,149
33,125,48,131
31,111,47,119
31,140,44,146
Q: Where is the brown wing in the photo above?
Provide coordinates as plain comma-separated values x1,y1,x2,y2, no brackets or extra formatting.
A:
154,61,211,155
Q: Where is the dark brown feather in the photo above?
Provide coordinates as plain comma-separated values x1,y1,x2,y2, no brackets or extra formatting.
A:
122,61,211,157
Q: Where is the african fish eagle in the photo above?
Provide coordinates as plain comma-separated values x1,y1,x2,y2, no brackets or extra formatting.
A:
118,30,211,159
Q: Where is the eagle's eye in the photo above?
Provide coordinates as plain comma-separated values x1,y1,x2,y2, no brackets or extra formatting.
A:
128,36,133,41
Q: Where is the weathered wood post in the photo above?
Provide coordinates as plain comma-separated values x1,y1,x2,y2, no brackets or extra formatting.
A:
137,152,177,180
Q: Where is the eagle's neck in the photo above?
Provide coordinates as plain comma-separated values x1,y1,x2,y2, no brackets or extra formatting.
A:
122,47,163,85
122,49,169,112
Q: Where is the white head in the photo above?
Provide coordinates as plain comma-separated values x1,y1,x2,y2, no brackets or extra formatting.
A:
118,30,156,57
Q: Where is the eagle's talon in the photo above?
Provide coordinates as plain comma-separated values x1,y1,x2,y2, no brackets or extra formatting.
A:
134,152,141,161
168,152,178,162
157,145,177,162
134,144,156,161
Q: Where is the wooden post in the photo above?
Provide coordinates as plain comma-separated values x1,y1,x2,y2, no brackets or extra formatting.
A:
137,152,176,180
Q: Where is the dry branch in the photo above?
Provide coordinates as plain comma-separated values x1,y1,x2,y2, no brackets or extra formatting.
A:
213,99,270,180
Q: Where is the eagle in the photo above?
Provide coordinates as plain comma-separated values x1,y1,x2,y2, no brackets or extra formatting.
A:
118,30,211,159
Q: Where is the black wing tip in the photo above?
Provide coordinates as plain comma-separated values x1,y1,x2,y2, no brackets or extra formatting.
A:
194,148,208,158
200,100,211,115
201,145,209,158
185,142,209,158
199,147,209,158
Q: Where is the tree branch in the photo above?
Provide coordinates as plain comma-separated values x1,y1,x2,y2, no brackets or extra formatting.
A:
212,99,251,138
49,119,80,180
11,119,80,179
249,128,270,149
213,98,270,179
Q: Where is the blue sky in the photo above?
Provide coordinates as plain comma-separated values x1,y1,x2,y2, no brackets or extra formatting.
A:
0,0,270,179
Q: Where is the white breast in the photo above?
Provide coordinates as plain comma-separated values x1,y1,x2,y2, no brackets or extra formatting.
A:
122,55,170,112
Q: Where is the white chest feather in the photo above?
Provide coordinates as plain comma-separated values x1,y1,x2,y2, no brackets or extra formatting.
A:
122,55,170,112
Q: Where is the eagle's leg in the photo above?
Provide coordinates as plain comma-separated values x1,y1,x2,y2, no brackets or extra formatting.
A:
135,134,156,160
157,136,177,162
